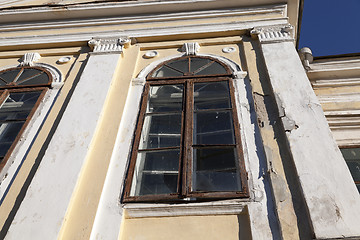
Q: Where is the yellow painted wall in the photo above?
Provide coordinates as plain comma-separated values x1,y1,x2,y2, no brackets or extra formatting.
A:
58,38,244,239
58,45,140,240
120,213,252,240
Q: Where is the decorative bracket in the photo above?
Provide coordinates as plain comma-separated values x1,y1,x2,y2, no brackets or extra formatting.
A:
250,25,294,44
181,42,200,55
298,47,313,71
88,37,130,54
232,71,248,79
20,52,41,66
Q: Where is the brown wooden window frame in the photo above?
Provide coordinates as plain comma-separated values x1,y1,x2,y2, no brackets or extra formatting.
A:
0,66,52,171
123,56,248,203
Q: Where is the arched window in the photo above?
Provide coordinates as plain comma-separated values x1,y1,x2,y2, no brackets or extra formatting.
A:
0,66,52,170
123,56,248,202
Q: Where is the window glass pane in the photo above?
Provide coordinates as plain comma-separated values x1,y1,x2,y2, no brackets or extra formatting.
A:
347,160,360,182
141,149,180,171
130,149,180,196
0,69,20,85
17,71,49,86
147,85,183,113
340,148,360,182
166,58,189,73
139,113,182,149
0,121,25,147
137,173,178,196
190,58,213,73
0,91,42,121
193,111,235,144
15,68,43,84
151,65,183,78
0,142,13,159
194,82,231,110
193,147,241,192
194,61,228,75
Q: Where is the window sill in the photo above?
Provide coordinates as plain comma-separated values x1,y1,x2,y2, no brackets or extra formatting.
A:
123,199,249,218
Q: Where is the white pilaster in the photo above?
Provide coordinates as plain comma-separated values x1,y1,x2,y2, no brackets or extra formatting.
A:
253,25,360,239
5,38,125,239
89,76,145,240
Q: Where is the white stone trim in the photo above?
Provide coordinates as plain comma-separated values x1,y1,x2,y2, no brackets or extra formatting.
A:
131,77,146,86
124,200,248,218
88,37,130,54
317,92,360,104
181,42,200,55
311,77,360,88
0,63,63,204
90,53,276,240
233,70,248,79
308,58,360,72
90,74,145,240
20,52,41,66
0,18,288,50
250,24,294,43
260,41,360,239
0,2,286,25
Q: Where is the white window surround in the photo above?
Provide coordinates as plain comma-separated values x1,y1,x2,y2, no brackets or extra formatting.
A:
0,62,63,205
90,52,276,239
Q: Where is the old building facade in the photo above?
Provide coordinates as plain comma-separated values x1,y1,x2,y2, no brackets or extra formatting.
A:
0,0,359,239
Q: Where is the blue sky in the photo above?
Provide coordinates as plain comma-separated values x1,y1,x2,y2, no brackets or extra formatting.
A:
298,0,360,57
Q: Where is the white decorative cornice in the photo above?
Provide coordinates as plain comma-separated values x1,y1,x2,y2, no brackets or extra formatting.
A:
88,37,130,54
181,42,200,55
20,52,41,66
250,24,294,43
0,18,288,50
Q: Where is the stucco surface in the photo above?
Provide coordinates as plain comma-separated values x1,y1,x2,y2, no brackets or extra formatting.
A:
120,214,251,240
261,41,360,239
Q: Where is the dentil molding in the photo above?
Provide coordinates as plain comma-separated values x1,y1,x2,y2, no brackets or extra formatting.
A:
250,24,294,43
88,37,130,54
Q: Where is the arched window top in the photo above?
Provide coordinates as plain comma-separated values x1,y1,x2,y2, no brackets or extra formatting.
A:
147,56,232,80
0,66,52,89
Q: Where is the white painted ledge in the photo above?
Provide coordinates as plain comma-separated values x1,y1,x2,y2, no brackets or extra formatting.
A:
124,200,248,218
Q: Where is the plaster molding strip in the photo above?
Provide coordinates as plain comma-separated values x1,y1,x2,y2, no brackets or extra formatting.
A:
0,18,288,50
0,6,286,32
124,201,248,218
0,1,286,24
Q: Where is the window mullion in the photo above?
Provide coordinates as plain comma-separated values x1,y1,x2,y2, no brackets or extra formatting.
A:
182,80,194,196
0,90,9,107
